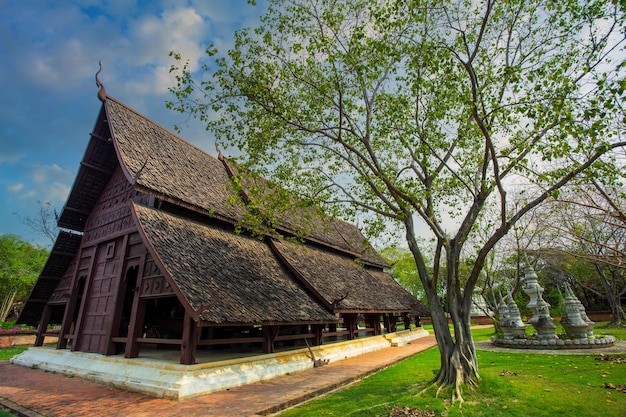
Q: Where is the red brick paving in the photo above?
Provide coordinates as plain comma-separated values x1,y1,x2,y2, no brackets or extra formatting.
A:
0,335,437,417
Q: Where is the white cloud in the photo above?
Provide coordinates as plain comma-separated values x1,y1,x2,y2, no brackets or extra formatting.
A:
131,7,206,69
28,38,93,91
8,183,24,193
25,164,73,203
0,150,24,164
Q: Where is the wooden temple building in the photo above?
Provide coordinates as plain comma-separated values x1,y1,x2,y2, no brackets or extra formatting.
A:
18,92,424,365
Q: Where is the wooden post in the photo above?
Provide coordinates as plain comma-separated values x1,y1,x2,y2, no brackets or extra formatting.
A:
105,235,130,356
35,305,52,346
125,252,146,358
262,325,280,353
328,322,337,340
367,313,381,335
72,247,99,352
384,314,395,333
344,313,358,340
403,312,411,330
311,324,324,346
57,247,85,350
180,310,198,365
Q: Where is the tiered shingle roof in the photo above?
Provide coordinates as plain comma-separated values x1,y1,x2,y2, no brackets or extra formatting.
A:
20,96,424,327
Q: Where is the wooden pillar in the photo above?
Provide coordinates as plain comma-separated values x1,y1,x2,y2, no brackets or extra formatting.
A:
57,248,85,350
328,322,337,340
57,285,79,350
367,313,381,335
125,253,147,359
105,235,130,356
403,312,411,330
180,310,198,365
262,325,280,353
311,324,324,346
384,314,396,333
35,305,52,346
343,313,358,340
124,298,146,358
72,247,99,352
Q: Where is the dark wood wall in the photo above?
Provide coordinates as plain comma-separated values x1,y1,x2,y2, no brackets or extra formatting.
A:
58,166,157,354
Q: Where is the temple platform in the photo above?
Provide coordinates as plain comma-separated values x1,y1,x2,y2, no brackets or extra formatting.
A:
10,328,429,400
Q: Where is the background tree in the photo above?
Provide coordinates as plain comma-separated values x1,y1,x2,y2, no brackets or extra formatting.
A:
533,184,626,325
169,0,626,400
380,246,428,305
14,200,59,248
0,235,48,322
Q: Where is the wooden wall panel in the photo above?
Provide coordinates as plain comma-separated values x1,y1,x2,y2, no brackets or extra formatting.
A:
78,237,125,353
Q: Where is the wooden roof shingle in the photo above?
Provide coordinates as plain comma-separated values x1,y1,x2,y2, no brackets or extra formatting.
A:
270,238,416,313
106,99,246,224
132,202,338,325
106,97,387,267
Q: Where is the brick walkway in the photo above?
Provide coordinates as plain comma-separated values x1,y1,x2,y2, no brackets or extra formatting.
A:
0,335,437,417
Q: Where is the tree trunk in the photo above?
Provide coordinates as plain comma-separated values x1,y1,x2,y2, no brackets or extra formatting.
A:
608,294,626,326
405,219,479,402
424,287,479,402
597,265,626,326
0,290,17,322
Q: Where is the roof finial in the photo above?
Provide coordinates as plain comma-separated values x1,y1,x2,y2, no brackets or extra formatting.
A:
95,61,107,102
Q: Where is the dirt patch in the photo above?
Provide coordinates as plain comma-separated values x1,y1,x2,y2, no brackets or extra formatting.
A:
595,355,626,364
499,369,518,376
388,406,437,416
603,383,626,393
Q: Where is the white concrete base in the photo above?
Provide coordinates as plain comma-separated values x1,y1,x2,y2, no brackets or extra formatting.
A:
385,327,429,347
10,328,429,400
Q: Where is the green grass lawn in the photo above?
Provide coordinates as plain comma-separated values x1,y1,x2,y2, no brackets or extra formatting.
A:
279,323,626,416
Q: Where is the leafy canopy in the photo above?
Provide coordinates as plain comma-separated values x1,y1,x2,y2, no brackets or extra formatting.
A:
169,0,625,395
0,235,48,321
170,0,625,250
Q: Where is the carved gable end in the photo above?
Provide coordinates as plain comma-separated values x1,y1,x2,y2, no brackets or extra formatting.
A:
82,165,151,244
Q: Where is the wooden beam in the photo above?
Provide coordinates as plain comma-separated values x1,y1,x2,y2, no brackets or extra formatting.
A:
180,310,198,365
71,248,100,352
35,305,52,346
62,206,91,216
105,234,130,356
125,252,147,358
262,325,280,354
57,246,85,350
343,313,358,340
80,161,115,175
312,324,324,346
89,132,109,142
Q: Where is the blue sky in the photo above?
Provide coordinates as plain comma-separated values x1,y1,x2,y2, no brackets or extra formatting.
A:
0,0,268,247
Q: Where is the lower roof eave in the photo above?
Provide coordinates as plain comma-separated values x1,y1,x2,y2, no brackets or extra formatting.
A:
133,185,239,226
334,309,412,315
196,319,339,327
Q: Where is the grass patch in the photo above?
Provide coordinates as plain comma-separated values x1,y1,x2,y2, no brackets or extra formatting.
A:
0,347,27,361
280,323,626,416
0,408,16,417
594,323,626,340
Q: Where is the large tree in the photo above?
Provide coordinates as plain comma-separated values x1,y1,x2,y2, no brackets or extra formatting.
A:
169,0,626,400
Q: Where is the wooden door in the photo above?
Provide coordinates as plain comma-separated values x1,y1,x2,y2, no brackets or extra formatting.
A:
78,238,124,353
